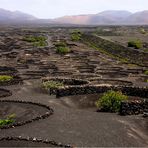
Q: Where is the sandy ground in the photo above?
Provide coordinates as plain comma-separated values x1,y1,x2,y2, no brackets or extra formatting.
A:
0,80,147,147
0,101,50,122
0,139,56,147
0,28,148,147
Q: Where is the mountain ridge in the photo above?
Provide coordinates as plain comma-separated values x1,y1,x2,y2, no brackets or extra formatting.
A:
0,8,148,25
0,8,36,21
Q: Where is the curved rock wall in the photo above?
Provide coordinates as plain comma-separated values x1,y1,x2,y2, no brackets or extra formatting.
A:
56,85,148,98
120,100,148,115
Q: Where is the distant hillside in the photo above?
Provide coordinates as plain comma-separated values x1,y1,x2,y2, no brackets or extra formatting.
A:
0,8,36,22
0,8,148,25
54,10,148,25
53,15,93,25
90,10,132,24
53,10,132,25
123,11,148,25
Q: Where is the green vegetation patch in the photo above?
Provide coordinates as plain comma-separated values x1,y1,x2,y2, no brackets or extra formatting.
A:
0,119,14,127
140,28,146,34
82,34,147,66
56,46,70,54
143,49,148,53
128,40,143,49
0,75,13,82
55,42,71,54
32,41,46,47
0,114,16,127
127,63,138,68
42,80,64,90
71,30,82,41
95,28,121,36
23,36,47,47
55,41,67,47
85,40,129,63
95,90,128,112
144,70,148,75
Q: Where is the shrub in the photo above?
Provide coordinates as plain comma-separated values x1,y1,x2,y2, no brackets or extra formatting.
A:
0,114,16,127
23,36,46,42
95,90,128,112
23,36,36,42
0,119,14,127
71,30,81,41
128,40,143,49
55,42,71,54
140,28,146,34
144,70,148,75
71,33,81,41
0,75,13,82
143,49,148,52
23,36,47,47
33,41,46,47
56,46,70,54
7,114,16,120
55,42,67,47
42,80,64,90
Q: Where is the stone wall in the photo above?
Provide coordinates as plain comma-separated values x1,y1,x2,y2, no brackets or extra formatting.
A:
120,100,148,115
56,85,148,98
82,34,148,66
0,100,53,129
57,85,111,97
42,77,89,86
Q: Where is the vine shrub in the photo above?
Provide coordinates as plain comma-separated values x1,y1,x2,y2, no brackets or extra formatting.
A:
95,90,128,112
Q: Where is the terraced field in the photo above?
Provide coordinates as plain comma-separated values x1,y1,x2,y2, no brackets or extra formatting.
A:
0,26,147,147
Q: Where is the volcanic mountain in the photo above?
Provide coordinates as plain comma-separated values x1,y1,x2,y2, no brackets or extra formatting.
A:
0,8,148,25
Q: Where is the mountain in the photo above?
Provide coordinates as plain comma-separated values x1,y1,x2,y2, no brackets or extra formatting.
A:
0,8,36,22
98,10,132,20
123,10,148,24
0,8,148,25
90,10,132,24
53,15,92,25
53,10,133,25
54,10,148,25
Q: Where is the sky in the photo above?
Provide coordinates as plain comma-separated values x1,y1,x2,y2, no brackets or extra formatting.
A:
0,0,148,19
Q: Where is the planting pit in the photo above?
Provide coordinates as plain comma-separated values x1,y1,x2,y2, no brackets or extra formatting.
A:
51,71,73,76
60,94,99,109
0,66,22,86
0,137,70,147
0,66,18,75
89,78,133,86
95,66,123,71
0,88,12,98
136,75,148,83
0,75,22,86
72,73,101,79
0,100,53,129
59,92,147,111
95,71,129,78
42,77,89,86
